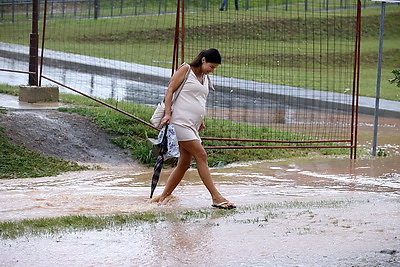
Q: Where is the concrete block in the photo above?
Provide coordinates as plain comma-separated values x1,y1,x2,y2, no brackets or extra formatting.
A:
19,86,59,103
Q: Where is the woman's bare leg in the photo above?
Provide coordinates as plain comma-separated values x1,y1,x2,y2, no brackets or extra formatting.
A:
179,140,235,208
153,144,192,202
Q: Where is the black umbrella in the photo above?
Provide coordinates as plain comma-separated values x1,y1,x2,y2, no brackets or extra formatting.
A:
150,123,169,198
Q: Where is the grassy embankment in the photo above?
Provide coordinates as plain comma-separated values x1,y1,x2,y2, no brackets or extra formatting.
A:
0,85,88,179
0,126,87,179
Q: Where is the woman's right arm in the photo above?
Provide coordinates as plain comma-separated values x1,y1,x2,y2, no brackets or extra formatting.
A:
161,64,190,126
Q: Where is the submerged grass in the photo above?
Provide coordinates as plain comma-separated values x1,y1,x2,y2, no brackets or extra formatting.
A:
0,212,162,239
0,199,355,239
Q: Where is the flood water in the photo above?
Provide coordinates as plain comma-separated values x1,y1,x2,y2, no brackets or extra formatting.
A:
1,115,399,266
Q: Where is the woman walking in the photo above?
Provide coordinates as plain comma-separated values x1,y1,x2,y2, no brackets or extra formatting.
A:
152,48,236,209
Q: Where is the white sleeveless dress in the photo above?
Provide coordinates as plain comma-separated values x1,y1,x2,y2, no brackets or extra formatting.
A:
170,65,210,142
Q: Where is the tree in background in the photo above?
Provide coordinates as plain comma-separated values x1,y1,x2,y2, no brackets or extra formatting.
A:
388,69,400,88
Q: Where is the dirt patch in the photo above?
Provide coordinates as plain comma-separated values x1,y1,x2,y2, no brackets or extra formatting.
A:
0,109,140,168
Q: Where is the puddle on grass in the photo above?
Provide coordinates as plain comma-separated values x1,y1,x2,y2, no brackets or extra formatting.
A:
0,115,399,266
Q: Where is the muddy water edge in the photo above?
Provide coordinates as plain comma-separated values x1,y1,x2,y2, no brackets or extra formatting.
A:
0,115,399,266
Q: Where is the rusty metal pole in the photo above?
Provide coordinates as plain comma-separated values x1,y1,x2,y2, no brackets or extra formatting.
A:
180,0,185,65
29,0,39,86
172,0,180,74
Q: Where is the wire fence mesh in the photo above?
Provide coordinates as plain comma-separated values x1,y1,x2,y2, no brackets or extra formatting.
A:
0,0,372,151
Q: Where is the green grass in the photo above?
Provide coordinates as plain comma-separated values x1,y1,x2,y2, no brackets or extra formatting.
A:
58,93,347,166
0,84,19,96
2,0,368,20
0,212,162,239
0,85,348,174
0,199,354,239
58,94,160,165
0,126,87,179
0,85,89,179
0,5,399,100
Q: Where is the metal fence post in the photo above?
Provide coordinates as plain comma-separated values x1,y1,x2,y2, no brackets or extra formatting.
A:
94,0,100,18
29,0,39,86
12,0,15,23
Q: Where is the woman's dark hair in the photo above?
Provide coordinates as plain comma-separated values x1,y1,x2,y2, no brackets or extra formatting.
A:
189,48,222,67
